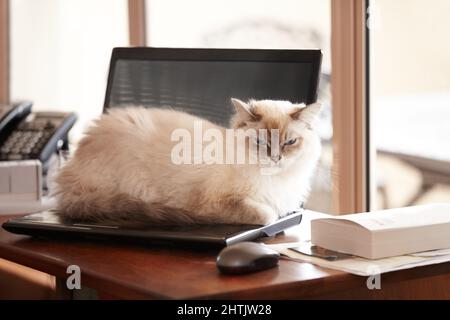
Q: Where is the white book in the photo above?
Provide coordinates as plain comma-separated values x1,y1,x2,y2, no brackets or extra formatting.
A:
311,203,450,259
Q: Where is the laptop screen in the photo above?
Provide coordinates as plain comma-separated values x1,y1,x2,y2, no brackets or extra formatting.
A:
104,48,322,126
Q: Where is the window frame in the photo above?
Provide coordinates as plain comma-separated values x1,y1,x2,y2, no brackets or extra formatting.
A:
330,0,370,214
0,0,9,104
128,0,147,46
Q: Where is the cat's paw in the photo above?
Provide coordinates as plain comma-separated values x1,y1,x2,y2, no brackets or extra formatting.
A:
254,211,278,225
242,199,279,225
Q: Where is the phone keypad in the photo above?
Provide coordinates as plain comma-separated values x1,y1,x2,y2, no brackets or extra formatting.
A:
0,119,58,160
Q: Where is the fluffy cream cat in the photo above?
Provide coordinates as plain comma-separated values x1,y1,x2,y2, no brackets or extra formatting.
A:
54,99,321,225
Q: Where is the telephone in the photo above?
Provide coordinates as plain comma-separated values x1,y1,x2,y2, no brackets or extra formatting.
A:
0,101,77,173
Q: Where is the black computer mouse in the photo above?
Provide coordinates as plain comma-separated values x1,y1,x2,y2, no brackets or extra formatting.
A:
216,242,280,275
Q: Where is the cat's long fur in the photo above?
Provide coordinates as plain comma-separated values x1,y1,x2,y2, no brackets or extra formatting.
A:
54,99,322,225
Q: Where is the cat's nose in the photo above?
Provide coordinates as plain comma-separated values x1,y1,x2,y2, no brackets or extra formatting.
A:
271,155,282,163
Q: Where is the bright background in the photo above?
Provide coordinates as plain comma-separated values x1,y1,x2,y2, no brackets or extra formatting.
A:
9,0,450,212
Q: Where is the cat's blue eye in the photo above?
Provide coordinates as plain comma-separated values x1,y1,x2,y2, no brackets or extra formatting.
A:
284,138,297,146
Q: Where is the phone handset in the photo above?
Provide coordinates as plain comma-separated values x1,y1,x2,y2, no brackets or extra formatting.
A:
0,101,33,134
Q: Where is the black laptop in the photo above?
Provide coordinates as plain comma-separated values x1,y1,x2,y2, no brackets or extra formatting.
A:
2,47,322,247
2,210,303,248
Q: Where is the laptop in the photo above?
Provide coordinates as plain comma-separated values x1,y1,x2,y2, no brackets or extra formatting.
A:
3,47,322,247
104,47,322,125
2,209,302,248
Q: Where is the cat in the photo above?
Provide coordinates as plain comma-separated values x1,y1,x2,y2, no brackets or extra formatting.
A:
54,98,322,226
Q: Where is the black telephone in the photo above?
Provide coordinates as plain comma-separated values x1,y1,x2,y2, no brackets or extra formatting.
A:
0,101,77,168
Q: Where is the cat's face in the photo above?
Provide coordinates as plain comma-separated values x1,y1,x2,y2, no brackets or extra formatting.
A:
230,98,322,172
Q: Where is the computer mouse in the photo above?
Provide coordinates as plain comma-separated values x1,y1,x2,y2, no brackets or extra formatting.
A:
216,241,280,275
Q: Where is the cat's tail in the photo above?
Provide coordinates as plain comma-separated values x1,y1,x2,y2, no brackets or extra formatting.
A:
54,189,197,226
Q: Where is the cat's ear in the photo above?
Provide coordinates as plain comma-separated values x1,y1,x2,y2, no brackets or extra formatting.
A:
231,98,257,121
290,102,321,126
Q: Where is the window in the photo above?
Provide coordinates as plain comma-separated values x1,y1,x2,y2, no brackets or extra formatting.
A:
10,0,129,139
369,0,450,209
146,0,335,213
3,1,370,215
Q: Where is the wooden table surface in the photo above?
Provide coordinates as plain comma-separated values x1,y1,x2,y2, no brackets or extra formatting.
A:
0,214,449,299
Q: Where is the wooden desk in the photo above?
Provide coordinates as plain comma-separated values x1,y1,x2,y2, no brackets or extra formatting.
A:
0,214,449,299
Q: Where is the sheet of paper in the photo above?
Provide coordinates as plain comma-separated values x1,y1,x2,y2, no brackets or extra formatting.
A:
272,244,450,276
0,196,55,215
409,248,450,257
